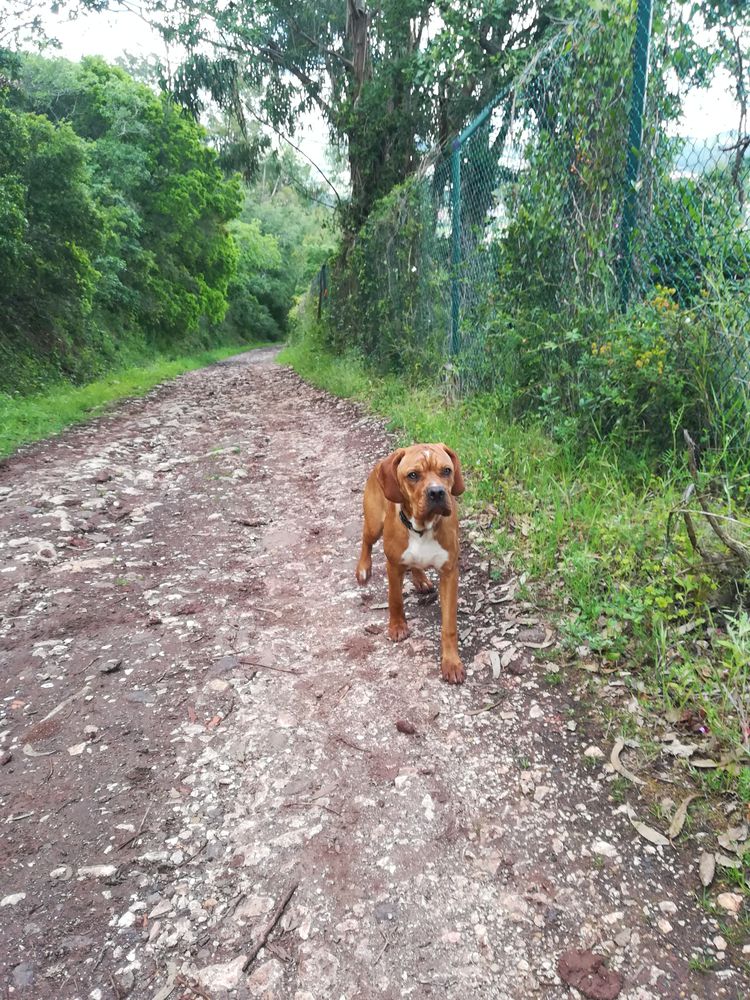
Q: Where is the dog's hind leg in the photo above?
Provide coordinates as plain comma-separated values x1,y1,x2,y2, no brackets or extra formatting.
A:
356,470,385,585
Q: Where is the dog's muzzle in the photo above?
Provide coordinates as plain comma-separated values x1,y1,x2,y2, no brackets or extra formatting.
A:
426,485,450,515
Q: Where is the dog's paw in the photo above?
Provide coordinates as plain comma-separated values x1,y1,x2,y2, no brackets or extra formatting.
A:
355,560,372,585
388,620,410,642
411,569,435,594
441,657,465,685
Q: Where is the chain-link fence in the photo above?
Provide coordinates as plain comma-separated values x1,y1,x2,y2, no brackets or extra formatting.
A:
322,0,749,449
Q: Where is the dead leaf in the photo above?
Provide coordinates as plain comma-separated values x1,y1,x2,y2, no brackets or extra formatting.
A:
23,744,58,757
629,817,670,847
610,739,646,786
520,627,555,649
715,852,742,870
699,851,716,887
662,738,698,758
489,651,501,679
668,794,700,840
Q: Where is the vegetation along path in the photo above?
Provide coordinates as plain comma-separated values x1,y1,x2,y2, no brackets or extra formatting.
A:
0,349,747,1000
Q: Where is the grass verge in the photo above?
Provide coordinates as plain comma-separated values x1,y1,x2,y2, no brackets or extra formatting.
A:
279,332,750,804
0,343,269,460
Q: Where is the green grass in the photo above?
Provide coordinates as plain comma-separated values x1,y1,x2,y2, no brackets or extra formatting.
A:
0,343,267,459
279,329,750,801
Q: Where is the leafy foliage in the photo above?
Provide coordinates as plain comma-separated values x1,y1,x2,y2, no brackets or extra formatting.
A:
0,52,285,395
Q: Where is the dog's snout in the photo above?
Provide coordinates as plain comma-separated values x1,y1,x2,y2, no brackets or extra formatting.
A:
427,485,447,504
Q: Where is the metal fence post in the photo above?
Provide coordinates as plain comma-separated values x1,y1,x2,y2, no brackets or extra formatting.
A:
450,140,461,355
618,0,653,310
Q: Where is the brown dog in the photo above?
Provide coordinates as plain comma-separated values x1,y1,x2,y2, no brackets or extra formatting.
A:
355,443,465,683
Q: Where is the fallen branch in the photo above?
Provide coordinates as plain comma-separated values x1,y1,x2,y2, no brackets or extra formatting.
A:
335,735,368,753
239,657,299,675
175,973,213,999
678,430,750,569
117,805,151,851
242,882,299,972
469,696,507,716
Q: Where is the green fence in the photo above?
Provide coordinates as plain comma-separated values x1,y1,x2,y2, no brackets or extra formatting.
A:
325,1,749,449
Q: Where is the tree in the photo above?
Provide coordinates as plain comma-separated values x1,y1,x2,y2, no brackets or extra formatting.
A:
17,55,242,345
75,0,571,230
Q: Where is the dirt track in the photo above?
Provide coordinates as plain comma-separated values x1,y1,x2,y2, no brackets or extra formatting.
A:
0,348,747,1000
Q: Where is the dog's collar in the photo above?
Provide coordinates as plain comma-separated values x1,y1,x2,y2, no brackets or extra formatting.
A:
399,509,425,536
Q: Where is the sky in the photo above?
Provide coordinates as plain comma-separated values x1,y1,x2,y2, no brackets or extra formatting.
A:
32,4,747,150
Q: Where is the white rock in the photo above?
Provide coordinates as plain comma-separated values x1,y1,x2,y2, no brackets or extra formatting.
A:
1,893,26,907
533,784,552,803
584,746,605,759
716,892,743,914
79,865,117,879
118,911,136,928
713,935,728,951
657,918,672,934
592,840,618,858
197,955,249,992
658,900,677,915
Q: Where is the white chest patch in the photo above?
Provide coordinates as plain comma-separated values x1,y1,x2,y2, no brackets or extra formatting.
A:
400,530,449,571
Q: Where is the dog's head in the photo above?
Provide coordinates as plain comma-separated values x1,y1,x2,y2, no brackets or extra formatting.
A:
377,443,465,522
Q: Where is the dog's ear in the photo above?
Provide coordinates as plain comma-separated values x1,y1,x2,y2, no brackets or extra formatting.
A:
438,444,465,496
377,448,406,503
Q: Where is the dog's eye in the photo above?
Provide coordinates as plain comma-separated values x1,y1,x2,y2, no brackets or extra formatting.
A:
407,471,420,481
441,467,452,477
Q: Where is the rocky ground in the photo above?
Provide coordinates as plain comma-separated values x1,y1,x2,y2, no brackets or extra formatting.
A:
0,348,747,1000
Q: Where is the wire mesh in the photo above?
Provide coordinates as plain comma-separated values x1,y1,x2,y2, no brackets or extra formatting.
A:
326,2,749,446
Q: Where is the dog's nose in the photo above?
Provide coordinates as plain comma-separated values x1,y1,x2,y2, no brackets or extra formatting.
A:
427,485,447,505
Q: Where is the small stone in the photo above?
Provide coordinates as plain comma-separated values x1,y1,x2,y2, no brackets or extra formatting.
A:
207,678,230,692
657,918,672,934
99,659,122,675
115,969,135,996
50,866,74,880
658,901,677,915
614,929,631,948
79,865,117,879
529,704,543,719
592,841,618,858
1,893,26,907
584,746,605,759
149,899,173,919
118,911,136,928
396,719,417,735
716,892,743,915
198,955,248,992
713,935,728,951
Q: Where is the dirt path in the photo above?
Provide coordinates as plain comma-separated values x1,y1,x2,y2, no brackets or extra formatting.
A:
0,348,746,1000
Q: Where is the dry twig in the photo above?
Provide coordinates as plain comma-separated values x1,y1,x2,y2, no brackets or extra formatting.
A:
242,882,299,972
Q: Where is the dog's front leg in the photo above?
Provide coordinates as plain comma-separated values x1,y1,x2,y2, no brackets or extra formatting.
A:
439,568,464,683
386,560,409,642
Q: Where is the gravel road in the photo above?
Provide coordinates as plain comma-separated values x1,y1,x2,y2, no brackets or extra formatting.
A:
1,348,747,1000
